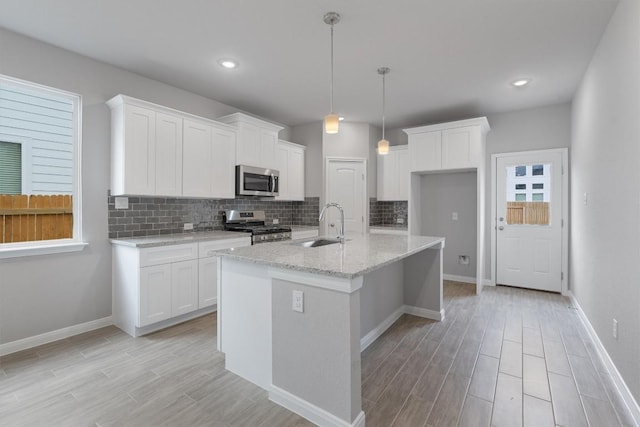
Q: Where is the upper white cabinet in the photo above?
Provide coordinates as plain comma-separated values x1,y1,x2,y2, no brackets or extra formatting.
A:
404,118,490,173
275,140,306,201
216,113,283,169
108,95,237,199
182,119,236,199
377,145,408,201
108,96,183,196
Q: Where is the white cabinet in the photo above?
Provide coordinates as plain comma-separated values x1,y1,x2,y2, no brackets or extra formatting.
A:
405,118,489,173
377,145,408,201
108,96,183,196
182,119,236,199
217,113,284,169
113,236,251,337
198,237,251,309
275,140,306,201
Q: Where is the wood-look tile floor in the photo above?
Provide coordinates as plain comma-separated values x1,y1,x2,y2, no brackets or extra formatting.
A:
361,281,636,427
0,281,635,426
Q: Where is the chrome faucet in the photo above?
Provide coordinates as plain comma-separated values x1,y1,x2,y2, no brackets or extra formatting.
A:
319,202,345,243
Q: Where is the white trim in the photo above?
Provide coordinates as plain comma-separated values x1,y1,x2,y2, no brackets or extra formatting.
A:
270,385,365,427
490,148,569,294
268,268,363,294
360,306,405,352
404,305,445,321
0,241,88,259
324,157,368,236
0,316,112,357
443,274,476,284
403,116,490,135
568,293,640,425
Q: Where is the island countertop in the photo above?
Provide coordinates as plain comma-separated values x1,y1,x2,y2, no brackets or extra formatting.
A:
215,234,445,279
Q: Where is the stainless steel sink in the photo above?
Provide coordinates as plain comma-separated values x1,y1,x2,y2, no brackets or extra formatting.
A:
296,238,342,248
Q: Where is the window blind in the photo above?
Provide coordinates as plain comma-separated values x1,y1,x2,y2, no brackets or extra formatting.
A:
0,141,21,194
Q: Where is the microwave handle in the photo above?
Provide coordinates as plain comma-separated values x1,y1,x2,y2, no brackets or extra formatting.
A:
269,174,274,193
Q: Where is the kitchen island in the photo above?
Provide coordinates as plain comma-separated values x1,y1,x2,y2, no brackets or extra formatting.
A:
215,234,445,427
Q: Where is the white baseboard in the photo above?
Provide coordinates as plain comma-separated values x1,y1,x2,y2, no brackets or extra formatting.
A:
0,316,113,357
403,305,444,321
360,306,405,352
270,385,365,427
568,292,640,425
483,279,495,286
443,274,476,284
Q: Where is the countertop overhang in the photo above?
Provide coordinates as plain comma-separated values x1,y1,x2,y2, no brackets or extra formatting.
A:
215,234,445,279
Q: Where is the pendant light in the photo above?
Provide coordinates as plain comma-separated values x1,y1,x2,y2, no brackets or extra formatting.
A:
324,12,341,134
377,67,390,155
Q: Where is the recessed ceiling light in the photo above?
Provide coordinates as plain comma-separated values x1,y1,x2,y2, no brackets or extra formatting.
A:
218,59,238,69
512,79,530,87
339,116,345,121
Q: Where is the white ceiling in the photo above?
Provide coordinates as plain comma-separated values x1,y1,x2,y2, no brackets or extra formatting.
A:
0,0,618,129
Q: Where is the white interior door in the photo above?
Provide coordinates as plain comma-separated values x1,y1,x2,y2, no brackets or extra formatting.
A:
326,159,365,236
496,152,562,292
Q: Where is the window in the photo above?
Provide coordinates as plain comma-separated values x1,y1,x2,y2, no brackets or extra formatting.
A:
515,184,526,190
532,183,544,189
532,193,544,202
532,164,544,176
515,193,526,201
0,74,84,257
0,141,21,194
515,166,526,176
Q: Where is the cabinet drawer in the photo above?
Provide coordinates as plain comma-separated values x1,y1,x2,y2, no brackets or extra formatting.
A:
140,243,198,267
199,237,251,257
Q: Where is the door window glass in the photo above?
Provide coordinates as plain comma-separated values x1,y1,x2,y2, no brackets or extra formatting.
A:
505,163,551,225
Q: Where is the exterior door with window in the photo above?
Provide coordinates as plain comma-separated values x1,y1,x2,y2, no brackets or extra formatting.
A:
496,151,563,292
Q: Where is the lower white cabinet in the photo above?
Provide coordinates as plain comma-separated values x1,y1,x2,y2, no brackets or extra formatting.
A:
112,236,251,336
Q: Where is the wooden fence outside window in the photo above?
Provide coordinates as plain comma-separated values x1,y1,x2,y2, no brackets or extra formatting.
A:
506,201,550,225
0,195,73,243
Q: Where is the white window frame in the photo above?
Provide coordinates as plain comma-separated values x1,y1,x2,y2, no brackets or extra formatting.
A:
0,74,86,258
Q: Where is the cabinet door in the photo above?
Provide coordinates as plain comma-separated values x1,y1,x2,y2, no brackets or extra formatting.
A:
198,257,217,308
124,104,156,194
274,143,289,200
236,124,261,167
442,126,481,169
139,264,172,327
155,112,183,196
377,151,397,201
211,126,237,199
183,120,213,197
396,148,409,201
171,259,199,317
288,146,305,201
259,129,277,169
409,131,441,172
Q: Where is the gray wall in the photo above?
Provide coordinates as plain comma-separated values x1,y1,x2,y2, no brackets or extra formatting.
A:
570,0,640,401
420,172,478,278
0,28,289,345
290,122,322,197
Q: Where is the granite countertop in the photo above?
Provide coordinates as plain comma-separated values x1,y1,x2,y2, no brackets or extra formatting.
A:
110,231,248,248
215,234,445,279
370,224,409,230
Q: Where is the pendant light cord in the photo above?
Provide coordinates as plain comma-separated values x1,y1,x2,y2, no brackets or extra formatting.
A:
382,72,386,140
330,23,334,114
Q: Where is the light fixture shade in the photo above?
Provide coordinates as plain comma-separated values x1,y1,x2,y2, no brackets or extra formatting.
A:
378,139,389,155
325,114,340,134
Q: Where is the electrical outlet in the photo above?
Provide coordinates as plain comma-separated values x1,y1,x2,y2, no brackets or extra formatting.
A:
114,196,129,210
273,218,279,224
396,218,404,224
458,255,469,265
292,290,304,313
613,318,618,339
183,223,194,231
583,192,588,206
452,212,459,221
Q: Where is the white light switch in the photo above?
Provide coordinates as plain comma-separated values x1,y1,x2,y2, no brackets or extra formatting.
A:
292,290,304,313
452,212,459,221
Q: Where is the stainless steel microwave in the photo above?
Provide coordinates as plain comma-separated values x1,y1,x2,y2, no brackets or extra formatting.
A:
236,165,279,197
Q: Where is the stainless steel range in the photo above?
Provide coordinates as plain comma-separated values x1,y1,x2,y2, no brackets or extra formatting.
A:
223,210,292,244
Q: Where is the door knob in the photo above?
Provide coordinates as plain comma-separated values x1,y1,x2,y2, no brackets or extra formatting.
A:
330,223,335,228
498,226,504,231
